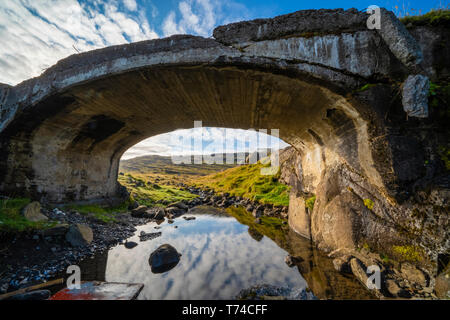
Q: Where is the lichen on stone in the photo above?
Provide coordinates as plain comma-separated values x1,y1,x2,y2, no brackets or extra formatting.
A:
392,245,424,262
363,198,374,210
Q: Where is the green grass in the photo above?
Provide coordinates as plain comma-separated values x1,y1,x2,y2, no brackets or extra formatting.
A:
0,198,57,232
357,84,377,92
305,195,316,211
195,162,290,207
119,174,197,207
400,9,450,27
65,201,132,223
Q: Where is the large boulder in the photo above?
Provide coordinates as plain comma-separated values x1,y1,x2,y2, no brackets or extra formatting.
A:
65,224,93,247
148,244,181,273
22,202,48,222
131,205,148,218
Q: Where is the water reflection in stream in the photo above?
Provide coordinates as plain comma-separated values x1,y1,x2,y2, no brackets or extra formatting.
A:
77,206,374,300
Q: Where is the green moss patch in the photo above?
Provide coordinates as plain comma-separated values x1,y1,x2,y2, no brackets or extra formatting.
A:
0,198,57,232
119,174,197,207
392,245,424,262
305,195,316,211
400,9,450,28
195,161,290,207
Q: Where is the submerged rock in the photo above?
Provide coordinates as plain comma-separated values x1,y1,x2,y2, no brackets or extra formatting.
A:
332,256,352,274
285,255,304,268
124,240,138,249
139,231,162,242
149,244,181,273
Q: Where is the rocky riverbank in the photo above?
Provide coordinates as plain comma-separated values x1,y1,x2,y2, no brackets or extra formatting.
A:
0,203,155,295
0,185,286,298
1,184,444,300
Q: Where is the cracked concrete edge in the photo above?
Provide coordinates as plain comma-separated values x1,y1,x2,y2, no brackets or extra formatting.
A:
376,8,424,69
213,8,369,45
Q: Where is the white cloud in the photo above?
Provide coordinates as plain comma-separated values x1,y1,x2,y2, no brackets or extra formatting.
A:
123,0,137,11
162,11,185,36
0,0,158,85
121,127,289,160
162,0,250,37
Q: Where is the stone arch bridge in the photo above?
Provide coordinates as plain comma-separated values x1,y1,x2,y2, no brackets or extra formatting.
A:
1,9,448,268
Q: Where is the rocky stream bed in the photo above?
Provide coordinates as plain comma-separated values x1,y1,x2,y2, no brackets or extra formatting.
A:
0,186,443,300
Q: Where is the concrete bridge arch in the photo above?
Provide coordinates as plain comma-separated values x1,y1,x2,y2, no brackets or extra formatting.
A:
0,8,425,204
2,8,447,268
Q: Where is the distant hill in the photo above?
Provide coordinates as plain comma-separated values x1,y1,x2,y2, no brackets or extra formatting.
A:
119,154,236,177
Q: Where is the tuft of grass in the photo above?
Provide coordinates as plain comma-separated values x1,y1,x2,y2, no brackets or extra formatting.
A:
118,174,197,207
194,161,289,207
357,84,376,92
380,253,391,264
400,9,450,27
305,195,316,212
364,199,374,211
0,198,57,232
438,146,450,171
65,199,138,223
392,245,424,262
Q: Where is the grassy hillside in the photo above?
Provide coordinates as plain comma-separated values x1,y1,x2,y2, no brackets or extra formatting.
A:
118,173,197,207
194,161,290,207
118,153,290,207
119,154,236,185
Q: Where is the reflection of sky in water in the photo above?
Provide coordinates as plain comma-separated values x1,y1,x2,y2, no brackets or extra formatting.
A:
104,214,307,300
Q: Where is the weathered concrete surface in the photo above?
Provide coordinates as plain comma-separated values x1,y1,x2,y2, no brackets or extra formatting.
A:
0,8,447,280
408,25,450,81
213,9,368,45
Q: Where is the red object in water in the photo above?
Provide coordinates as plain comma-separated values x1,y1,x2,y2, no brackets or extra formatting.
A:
50,281,144,300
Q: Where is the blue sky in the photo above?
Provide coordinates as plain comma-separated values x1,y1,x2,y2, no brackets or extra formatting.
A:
0,0,445,158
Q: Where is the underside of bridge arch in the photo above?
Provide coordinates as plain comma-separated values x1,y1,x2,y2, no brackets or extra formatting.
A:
0,63,386,203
